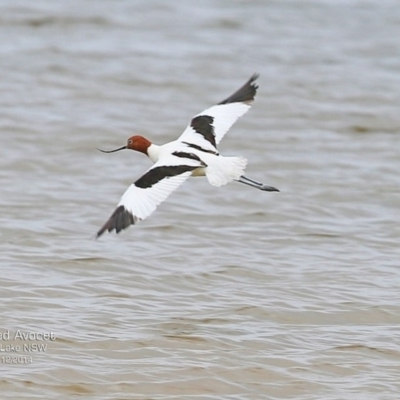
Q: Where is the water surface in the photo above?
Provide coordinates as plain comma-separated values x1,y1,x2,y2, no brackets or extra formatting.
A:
1,1,400,399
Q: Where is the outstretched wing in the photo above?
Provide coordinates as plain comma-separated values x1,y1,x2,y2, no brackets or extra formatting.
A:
97,152,206,238
177,73,259,154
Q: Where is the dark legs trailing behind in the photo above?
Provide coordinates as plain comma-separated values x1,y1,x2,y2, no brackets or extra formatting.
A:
236,175,279,192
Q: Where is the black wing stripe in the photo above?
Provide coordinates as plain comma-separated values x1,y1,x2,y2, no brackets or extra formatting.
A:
135,165,198,189
182,141,219,155
190,115,216,148
172,151,207,166
218,73,259,105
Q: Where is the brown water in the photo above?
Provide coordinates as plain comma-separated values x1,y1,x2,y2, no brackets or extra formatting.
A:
1,1,400,399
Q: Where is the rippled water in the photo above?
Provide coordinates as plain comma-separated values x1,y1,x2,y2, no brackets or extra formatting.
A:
1,1,400,399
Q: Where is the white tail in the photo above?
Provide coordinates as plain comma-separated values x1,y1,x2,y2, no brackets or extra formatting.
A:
206,156,247,187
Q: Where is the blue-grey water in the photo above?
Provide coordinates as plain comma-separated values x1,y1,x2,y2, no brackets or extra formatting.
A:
1,1,400,399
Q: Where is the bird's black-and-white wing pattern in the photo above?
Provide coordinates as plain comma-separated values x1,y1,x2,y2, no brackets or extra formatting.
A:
97,152,206,237
177,73,259,154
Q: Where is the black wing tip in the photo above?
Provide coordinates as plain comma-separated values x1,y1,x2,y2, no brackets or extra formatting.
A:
96,205,136,239
251,73,260,86
218,73,260,105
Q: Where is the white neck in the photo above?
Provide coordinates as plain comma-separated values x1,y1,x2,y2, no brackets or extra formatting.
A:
147,144,161,163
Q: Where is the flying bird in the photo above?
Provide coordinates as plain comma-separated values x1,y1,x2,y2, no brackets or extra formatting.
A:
96,74,278,238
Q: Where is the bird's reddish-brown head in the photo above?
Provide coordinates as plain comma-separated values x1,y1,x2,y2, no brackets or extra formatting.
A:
126,135,151,154
98,135,151,155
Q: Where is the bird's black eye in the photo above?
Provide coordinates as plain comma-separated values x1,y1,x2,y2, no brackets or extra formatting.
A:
128,139,132,145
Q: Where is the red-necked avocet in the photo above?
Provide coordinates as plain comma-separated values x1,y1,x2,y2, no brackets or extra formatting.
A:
96,74,279,238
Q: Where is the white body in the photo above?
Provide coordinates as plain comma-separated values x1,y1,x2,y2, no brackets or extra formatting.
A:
147,141,248,186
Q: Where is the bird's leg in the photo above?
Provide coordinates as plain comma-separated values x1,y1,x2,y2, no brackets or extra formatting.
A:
236,175,279,192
